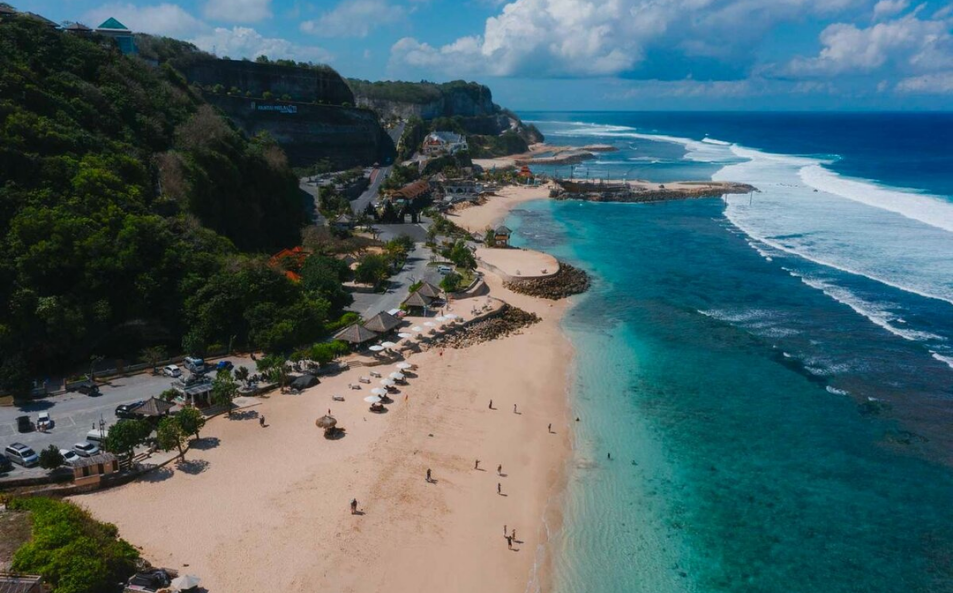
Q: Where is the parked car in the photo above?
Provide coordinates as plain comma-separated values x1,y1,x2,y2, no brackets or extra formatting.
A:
163,364,182,377
0,454,12,473
216,360,234,372
36,411,52,431
60,449,81,466
5,443,39,467
77,381,101,396
184,356,205,373
127,569,171,592
116,401,144,419
16,415,32,433
85,429,108,445
437,265,453,274
73,442,100,457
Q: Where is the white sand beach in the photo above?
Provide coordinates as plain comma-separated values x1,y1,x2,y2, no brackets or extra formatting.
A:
71,187,573,593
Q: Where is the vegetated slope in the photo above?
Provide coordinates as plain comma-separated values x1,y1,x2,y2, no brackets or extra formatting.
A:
0,16,321,392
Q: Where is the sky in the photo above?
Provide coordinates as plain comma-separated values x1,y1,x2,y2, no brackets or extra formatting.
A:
16,0,953,110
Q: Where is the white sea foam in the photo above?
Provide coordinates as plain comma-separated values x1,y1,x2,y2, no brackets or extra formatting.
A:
931,352,953,370
702,137,731,146
788,270,945,343
799,164,953,233
826,386,849,396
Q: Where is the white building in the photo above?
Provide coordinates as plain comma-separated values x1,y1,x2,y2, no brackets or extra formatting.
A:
423,131,468,156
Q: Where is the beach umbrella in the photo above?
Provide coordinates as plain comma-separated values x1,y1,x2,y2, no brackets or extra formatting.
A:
364,395,382,404
424,321,436,327
395,362,413,370
435,316,447,322
444,313,459,320
368,345,384,352
315,415,337,429
380,341,397,349
389,372,405,381
171,575,201,591
397,332,413,339
371,387,388,396
380,378,396,387
411,325,423,332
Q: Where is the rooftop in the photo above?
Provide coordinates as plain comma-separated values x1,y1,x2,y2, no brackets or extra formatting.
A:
97,17,130,31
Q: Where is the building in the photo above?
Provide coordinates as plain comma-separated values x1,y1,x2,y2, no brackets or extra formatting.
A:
423,131,468,156
0,4,19,20
493,225,512,247
63,22,92,36
390,179,431,201
95,17,137,56
270,246,311,282
330,212,354,232
0,573,45,593
72,452,120,487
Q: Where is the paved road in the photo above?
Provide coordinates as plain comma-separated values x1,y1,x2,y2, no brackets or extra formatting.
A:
351,121,406,216
0,356,253,478
350,244,444,319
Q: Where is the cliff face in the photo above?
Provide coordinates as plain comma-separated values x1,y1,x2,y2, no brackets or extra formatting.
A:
205,95,394,168
348,80,497,120
184,59,355,105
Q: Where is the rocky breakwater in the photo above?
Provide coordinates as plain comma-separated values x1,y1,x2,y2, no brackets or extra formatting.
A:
552,180,756,203
424,306,541,350
504,262,590,300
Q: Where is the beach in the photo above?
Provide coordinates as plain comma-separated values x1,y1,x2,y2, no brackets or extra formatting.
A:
70,187,571,593
449,184,553,234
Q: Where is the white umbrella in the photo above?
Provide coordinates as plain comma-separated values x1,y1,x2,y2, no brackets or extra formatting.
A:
371,387,388,396
424,321,436,327
411,325,423,333
364,395,382,404
389,372,405,381
395,362,413,370
381,341,397,348
380,378,396,387
444,313,459,320
171,575,201,591
368,345,384,352
397,332,413,339
435,316,447,322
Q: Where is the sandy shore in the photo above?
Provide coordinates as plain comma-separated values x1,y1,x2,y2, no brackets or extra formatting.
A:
70,196,573,593
449,184,553,234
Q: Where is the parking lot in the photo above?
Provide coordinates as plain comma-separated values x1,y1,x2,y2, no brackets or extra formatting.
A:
0,356,253,479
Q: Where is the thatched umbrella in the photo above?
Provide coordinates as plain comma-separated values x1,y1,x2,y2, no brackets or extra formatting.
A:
316,415,337,429
402,291,432,310
416,282,442,299
363,311,401,334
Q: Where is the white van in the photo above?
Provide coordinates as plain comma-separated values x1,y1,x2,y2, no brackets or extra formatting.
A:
86,429,108,444
5,443,39,467
437,265,453,274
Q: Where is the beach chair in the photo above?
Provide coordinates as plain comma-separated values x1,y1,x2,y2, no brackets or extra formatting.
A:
359,376,371,384
370,371,382,378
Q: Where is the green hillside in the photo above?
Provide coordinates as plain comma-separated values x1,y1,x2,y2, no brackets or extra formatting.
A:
0,16,328,393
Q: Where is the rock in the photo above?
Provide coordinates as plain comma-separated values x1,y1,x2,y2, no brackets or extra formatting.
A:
425,306,541,350
504,262,590,300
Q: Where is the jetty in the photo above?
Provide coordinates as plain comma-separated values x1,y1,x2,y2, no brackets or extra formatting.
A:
551,179,756,203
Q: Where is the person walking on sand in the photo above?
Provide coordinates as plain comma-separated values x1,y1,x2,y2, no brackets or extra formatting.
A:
259,415,265,427
475,459,480,470
497,464,503,476
504,524,507,536
548,423,552,433
350,498,358,514
497,482,502,495
489,399,493,409
512,529,517,543
506,535,513,549
426,468,432,483
513,403,518,414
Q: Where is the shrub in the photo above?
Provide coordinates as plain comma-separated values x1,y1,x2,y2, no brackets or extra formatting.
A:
8,497,139,593
38,445,64,470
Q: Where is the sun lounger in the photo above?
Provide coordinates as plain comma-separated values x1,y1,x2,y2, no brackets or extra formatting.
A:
359,377,371,384
332,395,345,402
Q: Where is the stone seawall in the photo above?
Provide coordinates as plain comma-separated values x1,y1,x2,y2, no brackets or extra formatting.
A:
503,262,590,300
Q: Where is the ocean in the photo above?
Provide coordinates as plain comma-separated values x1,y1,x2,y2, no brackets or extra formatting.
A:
505,112,953,593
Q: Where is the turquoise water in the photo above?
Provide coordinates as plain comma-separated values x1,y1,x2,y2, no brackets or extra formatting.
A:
508,198,953,593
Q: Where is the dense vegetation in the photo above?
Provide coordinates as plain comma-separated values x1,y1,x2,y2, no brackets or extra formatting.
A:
468,130,531,158
0,16,324,394
347,79,491,106
7,497,139,593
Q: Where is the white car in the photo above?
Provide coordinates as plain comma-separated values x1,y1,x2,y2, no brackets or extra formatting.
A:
73,442,100,457
163,364,182,377
60,449,81,466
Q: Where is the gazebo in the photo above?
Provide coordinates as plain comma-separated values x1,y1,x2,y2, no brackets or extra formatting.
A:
362,311,401,334
415,282,442,299
130,396,175,418
334,323,380,345
402,291,433,315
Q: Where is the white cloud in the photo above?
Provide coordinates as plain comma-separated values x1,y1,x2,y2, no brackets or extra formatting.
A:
300,0,405,38
82,3,207,37
203,0,273,23
191,26,333,63
895,71,953,93
388,0,867,79
785,12,953,77
873,0,909,20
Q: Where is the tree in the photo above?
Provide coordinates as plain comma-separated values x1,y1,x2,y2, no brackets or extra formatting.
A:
212,369,239,416
104,419,152,462
176,406,206,441
354,254,390,289
139,346,167,374
156,416,187,460
235,365,250,386
39,445,65,470
159,388,178,402
449,240,477,270
440,272,463,293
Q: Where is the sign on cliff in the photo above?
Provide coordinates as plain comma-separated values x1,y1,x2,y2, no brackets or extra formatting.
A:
251,102,297,114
